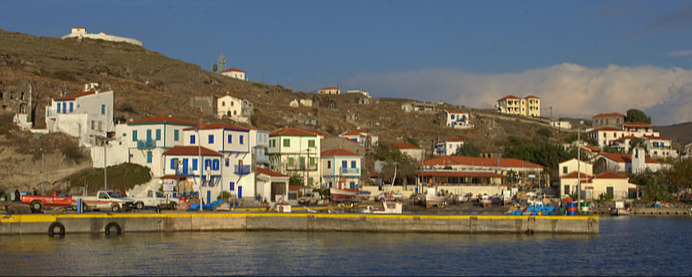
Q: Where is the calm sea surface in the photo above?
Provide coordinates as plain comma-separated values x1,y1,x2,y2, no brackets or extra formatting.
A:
0,216,690,276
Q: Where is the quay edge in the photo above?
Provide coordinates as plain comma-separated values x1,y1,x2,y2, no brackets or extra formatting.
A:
0,213,599,235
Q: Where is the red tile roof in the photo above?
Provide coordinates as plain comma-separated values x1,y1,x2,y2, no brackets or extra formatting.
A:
309,130,331,138
441,137,463,142
340,130,366,136
525,95,540,99
183,123,250,131
497,95,520,101
162,146,222,156
559,171,593,182
624,122,655,128
593,171,628,179
54,90,99,101
392,142,422,150
643,135,670,140
446,110,467,114
417,171,504,178
270,128,318,136
318,87,338,91
588,127,624,132
128,116,196,126
257,168,288,177
599,152,666,165
222,68,245,73
593,112,625,118
420,156,543,169
321,149,360,157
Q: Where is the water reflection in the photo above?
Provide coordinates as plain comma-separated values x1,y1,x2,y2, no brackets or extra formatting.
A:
0,217,690,276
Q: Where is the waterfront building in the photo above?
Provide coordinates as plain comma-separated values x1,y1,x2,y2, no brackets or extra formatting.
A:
495,95,541,117
268,128,323,187
162,145,223,205
45,84,114,147
125,116,195,176
445,110,473,129
320,149,362,189
221,68,246,80
434,137,464,156
255,168,289,202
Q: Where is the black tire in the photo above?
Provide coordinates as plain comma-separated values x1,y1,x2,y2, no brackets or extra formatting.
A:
48,222,65,237
104,222,122,236
32,201,43,213
135,202,144,210
111,204,121,212
169,202,177,210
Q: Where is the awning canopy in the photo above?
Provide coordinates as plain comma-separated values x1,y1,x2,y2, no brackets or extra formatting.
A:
417,171,504,178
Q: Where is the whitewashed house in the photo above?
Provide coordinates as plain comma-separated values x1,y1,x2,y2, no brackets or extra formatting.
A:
317,87,340,95
268,128,323,187
339,129,379,148
45,87,114,146
434,137,464,156
445,110,473,129
392,142,425,161
255,168,289,202
596,151,669,174
216,94,253,123
221,68,246,80
125,116,196,176
321,149,362,189
162,145,223,205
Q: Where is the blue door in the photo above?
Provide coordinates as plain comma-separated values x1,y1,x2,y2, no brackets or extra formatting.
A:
182,159,188,174
238,186,243,199
206,191,211,205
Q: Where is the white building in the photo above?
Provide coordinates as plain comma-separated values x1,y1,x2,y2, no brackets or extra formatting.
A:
338,129,378,148
221,68,246,80
445,110,473,129
61,27,142,46
162,145,223,205
550,120,572,130
216,94,253,123
317,87,340,95
345,89,371,98
255,168,289,203
321,149,362,189
124,116,196,176
268,128,323,187
45,87,114,146
434,137,464,156
596,151,669,174
392,142,425,161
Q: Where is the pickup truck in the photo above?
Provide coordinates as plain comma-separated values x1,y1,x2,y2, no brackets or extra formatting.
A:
21,190,72,212
72,190,135,212
131,190,179,210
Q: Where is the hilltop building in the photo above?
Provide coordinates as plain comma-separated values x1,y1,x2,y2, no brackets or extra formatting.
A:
587,112,678,159
317,87,341,95
45,84,114,147
61,27,142,46
445,110,472,129
216,94,253,123
221,68,246,81
434,137,464,156
392,142,425,161
496,95,540,117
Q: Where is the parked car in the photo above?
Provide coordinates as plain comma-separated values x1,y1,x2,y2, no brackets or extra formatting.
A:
21,190,72,212
72,190,135,212
131,190,179,210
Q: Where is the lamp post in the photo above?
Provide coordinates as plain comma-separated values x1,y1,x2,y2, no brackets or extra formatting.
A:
40,148,45,195
577,120,583,213
197,125,203,212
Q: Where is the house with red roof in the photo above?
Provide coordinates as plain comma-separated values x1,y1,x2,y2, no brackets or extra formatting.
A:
268,128,323,187
255,168,289,203
588,112,677,158
592,112,625,130
596,151,670,174
162,145,223,204
495,95,541,117
338,129,378,148
321,149,362,189
417,155,544,197
434,137,464,156
392,142,425,161
317,87,340,95
45,85,114,147
221,68,246,80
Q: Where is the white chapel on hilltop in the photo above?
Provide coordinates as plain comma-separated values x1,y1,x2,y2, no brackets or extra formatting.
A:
61,27,143,47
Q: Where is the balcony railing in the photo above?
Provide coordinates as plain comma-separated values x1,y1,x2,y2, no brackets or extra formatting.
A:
234,165,251,175
286,164,318,171
136,139,156,149
339,167,360,175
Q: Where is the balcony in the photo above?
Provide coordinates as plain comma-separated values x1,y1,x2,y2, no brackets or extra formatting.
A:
339,167,360,175
137,139,156,149
234,165,251,175
286,163,318,171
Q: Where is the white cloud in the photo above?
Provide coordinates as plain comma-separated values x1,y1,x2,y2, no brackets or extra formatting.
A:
347,63,692,125
665,50,692,57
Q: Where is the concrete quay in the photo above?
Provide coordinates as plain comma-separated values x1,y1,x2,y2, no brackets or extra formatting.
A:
0,212,599,235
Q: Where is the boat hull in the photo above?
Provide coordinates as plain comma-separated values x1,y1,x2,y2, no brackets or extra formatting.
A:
330,188,359,200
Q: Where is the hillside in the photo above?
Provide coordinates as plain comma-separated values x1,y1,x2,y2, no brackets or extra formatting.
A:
658,122,692,146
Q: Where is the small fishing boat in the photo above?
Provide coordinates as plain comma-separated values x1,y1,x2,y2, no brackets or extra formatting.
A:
361,201,403,214
610,201,631,216
329,187,359,201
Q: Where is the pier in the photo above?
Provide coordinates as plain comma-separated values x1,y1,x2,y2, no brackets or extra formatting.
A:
0,212,599,235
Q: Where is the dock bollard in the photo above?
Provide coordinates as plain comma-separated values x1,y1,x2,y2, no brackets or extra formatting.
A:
77,199,82,214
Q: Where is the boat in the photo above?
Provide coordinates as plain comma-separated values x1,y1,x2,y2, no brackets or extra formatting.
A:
329,187,359,201
357,191,372,200
374,191,403,202
423,188,449,208
610,201,631,216
361,201,403,214
478,194,492,207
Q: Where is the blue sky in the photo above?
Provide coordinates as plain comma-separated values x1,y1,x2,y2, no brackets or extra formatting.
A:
2,0,692,124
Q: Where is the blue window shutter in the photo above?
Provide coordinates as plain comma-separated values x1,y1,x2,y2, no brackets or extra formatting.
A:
240,135,244,144
208,134,214,144
230,182,235,191
228,134,232,144
132,130,138,141
327,161,331,169
174,130,179,141
69,102,73,112
57,103,61,113
351,161,356,168
156,129,161,140
342,161,347,168
213,160,219,170
190,135,195,144
101,104,105,115
192,159,198,170
170,159,176,170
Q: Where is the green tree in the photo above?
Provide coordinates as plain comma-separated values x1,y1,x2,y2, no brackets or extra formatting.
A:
453,142,481,157
626,109,652,124
628,137,648,153
662,159,692,200
375,144,417,189
289,174,304,187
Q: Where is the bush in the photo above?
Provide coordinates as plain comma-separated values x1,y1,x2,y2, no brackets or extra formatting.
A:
217,191,233,202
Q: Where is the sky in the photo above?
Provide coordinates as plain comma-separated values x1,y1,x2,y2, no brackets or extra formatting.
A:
1,0,692,125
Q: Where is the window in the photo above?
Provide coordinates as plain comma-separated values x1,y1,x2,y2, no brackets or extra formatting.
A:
239,135,244,144
192,159,198,170
190,135,196,144
57,103,61,113
283,139,290,147
230,182,235,191
101,104,105,115
351,161,356,168
308,140,315,147
208,134,214,144
174,130,179,141
171,158,178,170
69,102,73,112
213,160,219,170
146,151,152,163
205,159,211,170
564,185,570,195
563,166,568,174
228,134,232,144
132,130,138,141
342,161,347,168
288,157,294,166
156,129,161,140
62,102,66,113
327,161,331,169
310,157,315,165
225,158,229,167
